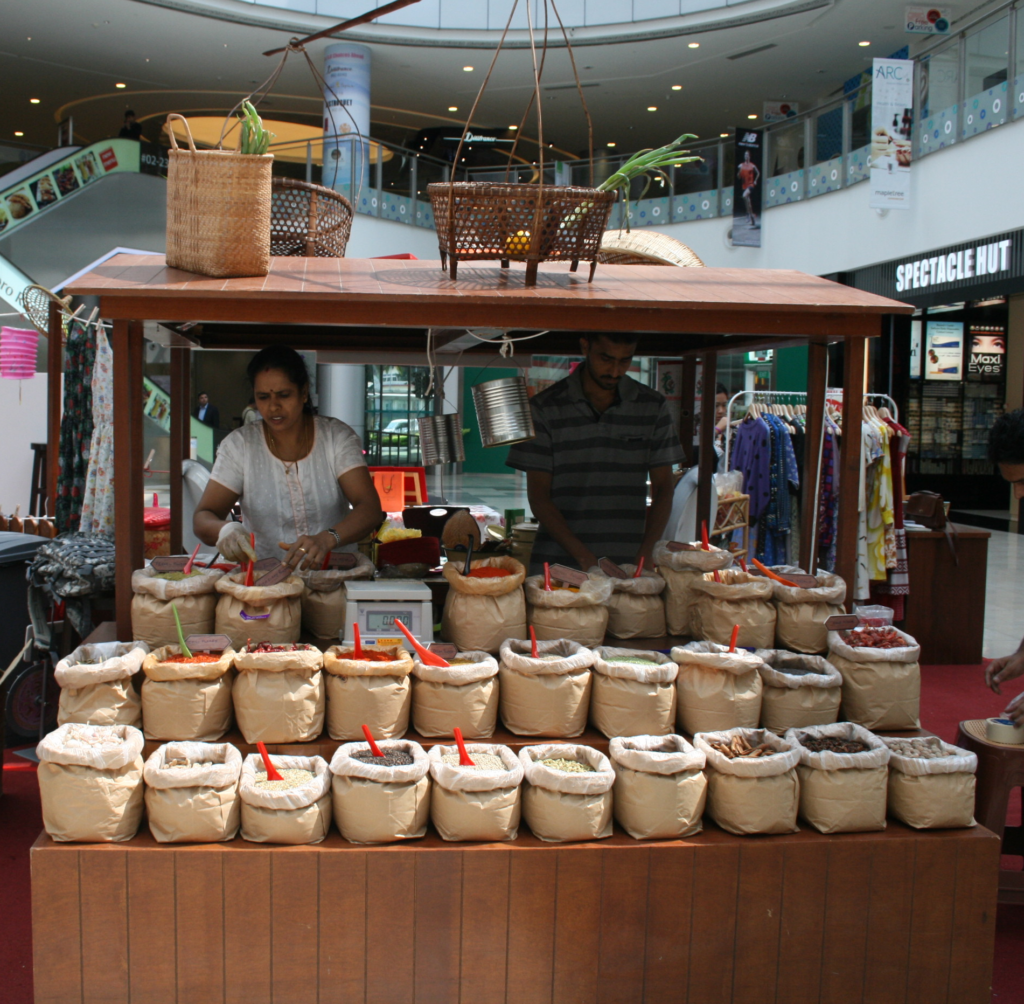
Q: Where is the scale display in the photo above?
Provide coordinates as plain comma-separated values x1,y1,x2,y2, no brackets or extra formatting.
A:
365,609,414,632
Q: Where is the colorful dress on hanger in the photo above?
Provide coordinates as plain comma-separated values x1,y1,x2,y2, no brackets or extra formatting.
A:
730,415,772,519
865,417,894,585
55,320,96,534
755,414,800,565
79,327,115,535
817,425,839,572
871,418,912,618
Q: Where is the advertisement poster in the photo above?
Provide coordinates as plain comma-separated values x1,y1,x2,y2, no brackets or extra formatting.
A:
763,101,799,123
732,127,763,247
656,360,682,426
870,57,914,209
967,325,1006,381
905,6,950,34
322,42,371,193
925,320,964,381
910,319,922,378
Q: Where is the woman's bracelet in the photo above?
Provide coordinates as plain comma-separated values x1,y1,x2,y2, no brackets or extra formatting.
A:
324,527,342,548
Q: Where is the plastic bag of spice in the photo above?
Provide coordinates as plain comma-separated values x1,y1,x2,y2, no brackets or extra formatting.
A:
131,566,225,649
753,649,843,733
605,564,667,639
299,553,375,641
441,556,527,654
609,734,707,840
784,722,891,833
519,743,615,843
143,741,242,843
498,638,596,738
767,566,846,654
412,650,500,739
693,727,801,835
671,642,764,735
55,641,148,728
329,740,431,844
827,626,921,730
525,572,614,648
233,644,325,744
427,743,524,842
214,571,304,649
239,753,332,845
689,568,776,649
36,723,145,842
880,736,977,830
141,644,235,742
653,539,733,636
322,644,414,740
590,647,678,739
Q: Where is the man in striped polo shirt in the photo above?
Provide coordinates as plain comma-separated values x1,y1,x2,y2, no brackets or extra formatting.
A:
507,332,684,574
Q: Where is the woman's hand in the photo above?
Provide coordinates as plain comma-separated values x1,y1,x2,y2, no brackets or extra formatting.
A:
1005,690,1024,724
217,521,256,564
279,532,333,571
986,648,1024,694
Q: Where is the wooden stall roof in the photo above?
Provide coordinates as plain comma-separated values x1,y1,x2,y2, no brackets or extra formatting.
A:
66,254,911,349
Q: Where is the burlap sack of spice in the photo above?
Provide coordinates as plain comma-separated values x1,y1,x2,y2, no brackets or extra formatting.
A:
428,743,523,842
609,734,707,840
653,540,733,636
239,753,332,845
828,626,921,730
525,572,614,648
232,645,325,744
784,722,890,833
519,744,615,843
768,566,846,654
323,645,414,740
605,564,667,639
131,566,225,649
671,642,764,735
37,723,145,843
330,740,431,844
143,741,242,843
881,736,977,830
141,645,235,742
694,728,801,835
690,568,776,649
590,647,678,739
753,650,843,733
441,556,527,654
498,638,596,737
412,650,500,739
214,572,303,649
55,641,148,728
299,553,375,641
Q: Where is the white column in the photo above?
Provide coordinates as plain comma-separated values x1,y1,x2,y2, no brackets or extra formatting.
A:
317,363,366,443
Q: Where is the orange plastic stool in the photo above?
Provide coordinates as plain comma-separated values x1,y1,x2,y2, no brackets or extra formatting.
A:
369,466,427,510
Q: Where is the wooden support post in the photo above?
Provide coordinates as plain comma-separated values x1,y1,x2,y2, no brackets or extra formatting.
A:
799,341,829,572
678,356,698,466
113,320,145,637
696,351,718,534
169,345,190,554
835,337,866,608
46,302,62,518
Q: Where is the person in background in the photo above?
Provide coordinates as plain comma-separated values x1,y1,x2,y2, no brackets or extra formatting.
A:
984,408,1024,721
194,392,220,429
241,398,260,425
714,382,730,438
118,110,142,141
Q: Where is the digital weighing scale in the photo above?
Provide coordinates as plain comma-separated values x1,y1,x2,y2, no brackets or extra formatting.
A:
342,580,434,647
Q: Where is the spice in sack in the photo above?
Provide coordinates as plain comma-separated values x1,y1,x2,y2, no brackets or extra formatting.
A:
466,567,513,579
166,757,217,769
336,649,397,662
247,641,317,653
163,652,223,664
255,768,313,791
841,627,905,649
801,736,868,754
611,656,657,665
706,735,779,759
351,749,415,767
155,570,205,581
541,757,595,773
441,752,506,770
885,737,950,759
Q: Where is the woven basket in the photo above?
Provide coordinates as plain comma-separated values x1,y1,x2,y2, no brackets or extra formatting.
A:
428,182,616,286
271,178,353,258
165,113,273,278
597,228,705,267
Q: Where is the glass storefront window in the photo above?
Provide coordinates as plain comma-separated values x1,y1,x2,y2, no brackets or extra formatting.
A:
963,15,1010,137
364,365,433,467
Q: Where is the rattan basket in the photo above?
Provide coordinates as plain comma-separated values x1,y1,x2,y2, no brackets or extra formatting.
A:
270,178,353,258
165,113,273,278
597,228,705,267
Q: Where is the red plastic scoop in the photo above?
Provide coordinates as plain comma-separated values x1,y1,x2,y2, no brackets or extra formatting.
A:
353,623,364,660
257,741,282,781
729,624,740,653
634,557,645,578
361,724,383,759
701,520,710,551
395,619,450,667
751,557,799,588
713,570,723,583
453,727,474,767
321,549,332,571
543,561,552,592
529,624,539,659
739,558,749,574
182,543,201,576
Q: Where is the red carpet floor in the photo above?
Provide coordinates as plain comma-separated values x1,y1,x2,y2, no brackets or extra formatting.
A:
2,665,1023,1003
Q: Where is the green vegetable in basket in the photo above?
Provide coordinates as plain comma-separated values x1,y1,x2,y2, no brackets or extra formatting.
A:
238,100,275,156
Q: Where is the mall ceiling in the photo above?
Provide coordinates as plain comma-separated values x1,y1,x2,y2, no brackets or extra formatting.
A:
0,0,1000,158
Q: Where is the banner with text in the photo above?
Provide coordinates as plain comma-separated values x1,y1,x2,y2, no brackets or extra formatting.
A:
870,57,914,209
732,127,763,247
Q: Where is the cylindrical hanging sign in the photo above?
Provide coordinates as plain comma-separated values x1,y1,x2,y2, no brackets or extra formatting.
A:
322,42,371,195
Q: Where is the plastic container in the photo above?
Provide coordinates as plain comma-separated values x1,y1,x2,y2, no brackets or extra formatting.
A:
853,604,894,627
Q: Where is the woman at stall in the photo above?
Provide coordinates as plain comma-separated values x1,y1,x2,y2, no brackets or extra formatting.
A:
193,345,383,569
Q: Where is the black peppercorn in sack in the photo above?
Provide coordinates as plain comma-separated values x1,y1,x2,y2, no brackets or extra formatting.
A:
671,642,764,735
329,740,431,844
143,741,242,844
590,647,678,739
689,568,776,649
753,650,843,733
36,723,145,843
498,638,596,738
653,539,734,636
239,753,332,845
785,722,891,833
427,743,523,842
881,736,977,830
693,727,801,836
322,645,414,740
141,645,235,742
767,566,846,654
55,641,148,728
232,644,325,744
605,564,667,639
131,566,225,648
519,743,615,843
299,553,375,642
525,571,613,648
411,650,500,739
609,734,707,840
214,571,303,649
441,556,527,654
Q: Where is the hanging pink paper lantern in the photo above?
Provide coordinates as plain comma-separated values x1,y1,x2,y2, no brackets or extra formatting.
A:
1,327,39,380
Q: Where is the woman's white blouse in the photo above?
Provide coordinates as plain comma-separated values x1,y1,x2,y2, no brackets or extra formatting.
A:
210,416,367,559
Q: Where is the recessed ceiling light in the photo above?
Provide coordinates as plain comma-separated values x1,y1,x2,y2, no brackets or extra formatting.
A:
747,114,758,119
858,40,871,46
671,85,682,91
508,124,518,130
720,132,729,137
115,82,126,89
463,66,474,71
648,106,658,111
448,106,458,112
607,141,616,147
14,131,24,137
29,98,40,104
688,42,700,49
